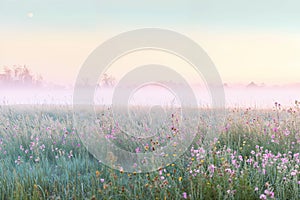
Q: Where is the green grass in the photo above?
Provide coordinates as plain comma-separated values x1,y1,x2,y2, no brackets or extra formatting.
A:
0,105,299,199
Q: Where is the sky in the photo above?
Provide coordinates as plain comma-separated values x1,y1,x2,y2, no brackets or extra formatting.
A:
1,0,300,86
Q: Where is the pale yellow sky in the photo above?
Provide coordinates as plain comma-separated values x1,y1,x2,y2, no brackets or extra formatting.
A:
1,29,300,86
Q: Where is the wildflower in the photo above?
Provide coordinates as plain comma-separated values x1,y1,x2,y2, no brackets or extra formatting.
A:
291,170,297,176
208,164,215,173
182,192,187,199
227,190,236,195
271,135,275,139
238,155,243,161
96,170,100,177
179,177,182,181
260,194,267,200
15,156,22,165
135,147,141,153
103,184,108,190
283,129,290,136
100,178,105,183
264,189,274,198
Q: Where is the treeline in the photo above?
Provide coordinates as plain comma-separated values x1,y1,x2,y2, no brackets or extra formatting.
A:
0,65,43,88
0,65,117,88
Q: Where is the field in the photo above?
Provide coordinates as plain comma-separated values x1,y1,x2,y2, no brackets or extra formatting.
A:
0,104,299,199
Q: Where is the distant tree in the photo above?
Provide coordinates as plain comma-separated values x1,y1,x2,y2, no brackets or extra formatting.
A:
100,73,115,87
34,74,43,86
0,65,44,88
3,66,12,82
21,66,33,85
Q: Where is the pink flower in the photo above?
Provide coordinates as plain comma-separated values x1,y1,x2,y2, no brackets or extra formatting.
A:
271,134,275,139
291,170,297,176
260,194,267,200
238,155,243,161
182,192,187,199
283,129,290,136
135,147,140,153
264,189,274,198
100,178,105,183
208,164,216,173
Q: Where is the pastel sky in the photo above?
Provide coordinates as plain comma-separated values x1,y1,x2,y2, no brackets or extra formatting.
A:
1,0,300,85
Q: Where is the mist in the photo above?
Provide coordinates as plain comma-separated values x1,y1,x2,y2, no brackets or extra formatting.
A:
0,84,299,109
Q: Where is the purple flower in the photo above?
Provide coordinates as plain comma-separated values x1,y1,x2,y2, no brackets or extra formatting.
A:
135,147,141,153
182,192,187,199
291,170,297,176
208,164,216,173
264,189,274,198
260,194,267,200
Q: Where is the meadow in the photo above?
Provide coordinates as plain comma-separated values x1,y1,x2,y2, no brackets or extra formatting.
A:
0,103,299,200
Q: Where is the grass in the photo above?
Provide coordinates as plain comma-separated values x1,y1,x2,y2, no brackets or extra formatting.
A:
0,104,299,199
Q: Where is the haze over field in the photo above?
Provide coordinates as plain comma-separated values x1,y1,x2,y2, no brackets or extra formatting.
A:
1,0,300,108
0,84,299,109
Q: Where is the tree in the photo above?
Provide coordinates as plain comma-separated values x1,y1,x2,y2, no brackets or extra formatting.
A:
0,65,43,88
100,73,115,87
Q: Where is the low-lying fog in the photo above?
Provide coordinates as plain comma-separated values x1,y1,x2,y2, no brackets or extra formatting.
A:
0,85,299,109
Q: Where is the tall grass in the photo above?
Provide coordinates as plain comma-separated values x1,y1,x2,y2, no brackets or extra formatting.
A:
0,104,299,199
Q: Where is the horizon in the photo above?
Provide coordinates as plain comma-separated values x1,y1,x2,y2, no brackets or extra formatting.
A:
1,0,300,108
1,1,300,86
